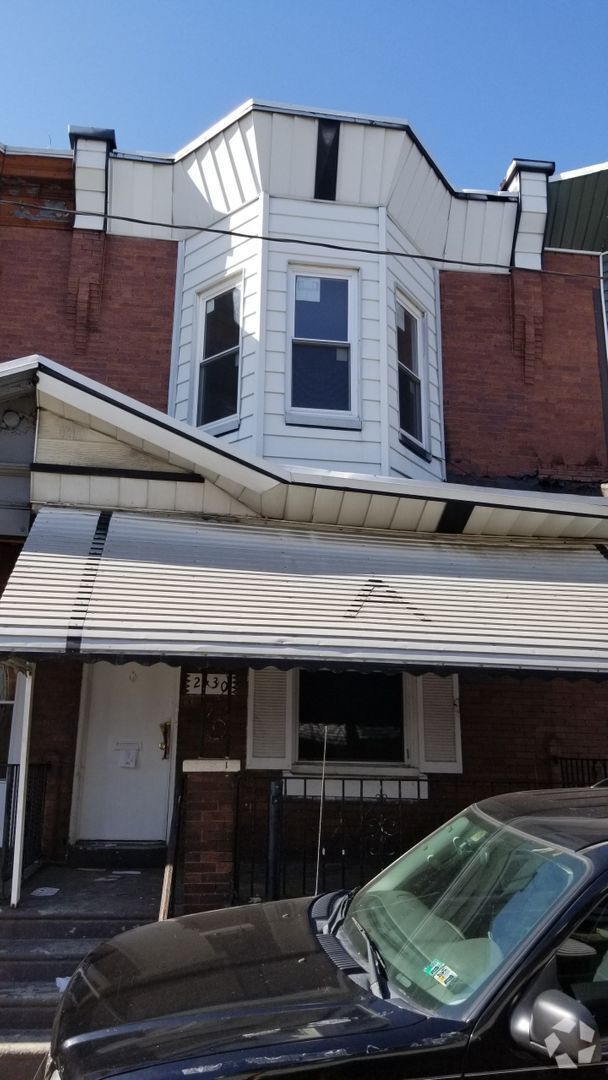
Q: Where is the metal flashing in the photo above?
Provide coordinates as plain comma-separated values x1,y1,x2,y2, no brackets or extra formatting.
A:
69,127,116,149
501,158,555,190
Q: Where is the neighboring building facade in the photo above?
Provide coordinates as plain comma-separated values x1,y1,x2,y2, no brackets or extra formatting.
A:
1,103,608,913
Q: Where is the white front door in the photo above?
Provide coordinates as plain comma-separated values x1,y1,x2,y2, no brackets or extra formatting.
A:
72,662,180,842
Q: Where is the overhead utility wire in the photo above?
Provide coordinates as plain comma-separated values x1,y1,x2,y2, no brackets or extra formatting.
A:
1,199,604,281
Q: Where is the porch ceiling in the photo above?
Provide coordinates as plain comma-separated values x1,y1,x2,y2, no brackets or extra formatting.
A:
2,507,608,674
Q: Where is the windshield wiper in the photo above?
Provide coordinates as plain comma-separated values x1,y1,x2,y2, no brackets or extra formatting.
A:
351,917,389,1000
326,888,357,935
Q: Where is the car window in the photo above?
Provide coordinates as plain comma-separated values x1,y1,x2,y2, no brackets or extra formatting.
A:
341,808,587,1020
555,892,608,1037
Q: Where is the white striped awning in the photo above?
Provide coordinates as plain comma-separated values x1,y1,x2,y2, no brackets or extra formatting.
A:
2,506,608,672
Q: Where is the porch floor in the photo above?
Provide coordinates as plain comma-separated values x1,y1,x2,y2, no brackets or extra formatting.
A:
1,864,163,918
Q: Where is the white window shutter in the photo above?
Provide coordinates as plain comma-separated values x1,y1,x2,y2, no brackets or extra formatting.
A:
418,674,462,774
247,668,291,770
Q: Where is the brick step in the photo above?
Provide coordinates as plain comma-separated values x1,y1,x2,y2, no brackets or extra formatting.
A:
0,938,100,981
0,983,60,1031
0,915,143,940
0,1032,50,1080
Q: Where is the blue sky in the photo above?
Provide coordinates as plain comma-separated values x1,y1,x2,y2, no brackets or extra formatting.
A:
2,0,607,190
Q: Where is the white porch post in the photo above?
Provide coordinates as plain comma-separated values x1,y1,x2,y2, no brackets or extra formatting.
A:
10,665,35,909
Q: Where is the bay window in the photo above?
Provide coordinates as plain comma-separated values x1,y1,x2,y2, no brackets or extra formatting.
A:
287,269,359,428
197,284,241,430
396,297,425,449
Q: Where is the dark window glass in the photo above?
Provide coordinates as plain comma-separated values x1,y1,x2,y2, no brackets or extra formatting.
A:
0,665,15,774
398,365,422,442
198,351,239,425
314,119,340,201
198,287,240,425
298,671,403,763
294,277,348,342
204,289,240,359
0,704,11,770
397,302,422,441
292,344,350,410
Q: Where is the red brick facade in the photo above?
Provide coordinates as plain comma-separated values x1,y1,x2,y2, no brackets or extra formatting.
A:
0,226,177,410
440,253,607,492
176,671,608,910
3,151,608,911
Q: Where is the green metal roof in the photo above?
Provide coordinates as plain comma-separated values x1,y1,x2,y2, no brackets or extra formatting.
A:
546,168,608,251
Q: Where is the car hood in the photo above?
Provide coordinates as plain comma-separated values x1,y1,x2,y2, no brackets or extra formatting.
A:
52,897,434,1080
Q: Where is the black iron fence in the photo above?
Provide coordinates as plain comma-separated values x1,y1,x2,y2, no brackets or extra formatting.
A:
234,774,435,903
0,763,49,891
233,772,561,905
554,756,608,788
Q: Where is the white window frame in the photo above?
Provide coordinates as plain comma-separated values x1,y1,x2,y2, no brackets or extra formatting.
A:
286,266,361,430
395,290,429,455
290,670,420,778
194,274,243,436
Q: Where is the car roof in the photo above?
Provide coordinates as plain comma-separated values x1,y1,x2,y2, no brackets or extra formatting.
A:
477,788,608,852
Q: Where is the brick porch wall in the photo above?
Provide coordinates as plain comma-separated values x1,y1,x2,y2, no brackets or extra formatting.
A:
440,252,607,491
178,671,608,911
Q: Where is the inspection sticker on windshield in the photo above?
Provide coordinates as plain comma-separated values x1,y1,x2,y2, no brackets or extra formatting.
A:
424,959,457,988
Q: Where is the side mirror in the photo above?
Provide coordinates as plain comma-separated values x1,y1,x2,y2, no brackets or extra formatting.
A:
511,989,601,1067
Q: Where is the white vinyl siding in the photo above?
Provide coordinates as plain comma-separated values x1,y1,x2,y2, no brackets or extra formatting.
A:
172,200,262,451
261,197,383,472
386,215,444,480
247,667,461,775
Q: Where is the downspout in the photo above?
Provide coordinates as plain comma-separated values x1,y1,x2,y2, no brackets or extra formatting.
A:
10,665,36,908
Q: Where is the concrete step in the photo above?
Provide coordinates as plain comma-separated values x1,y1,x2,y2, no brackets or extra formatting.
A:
0,1032,50,1080
0,915,142,939
0,938,101,981
0,983,59,1031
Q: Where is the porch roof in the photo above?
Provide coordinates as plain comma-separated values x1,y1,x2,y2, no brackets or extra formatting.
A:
2,506,608,674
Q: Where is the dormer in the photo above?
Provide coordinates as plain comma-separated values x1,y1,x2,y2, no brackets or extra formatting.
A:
134,102,515,480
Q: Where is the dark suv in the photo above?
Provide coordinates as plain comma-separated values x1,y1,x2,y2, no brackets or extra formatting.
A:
45,788,608,1078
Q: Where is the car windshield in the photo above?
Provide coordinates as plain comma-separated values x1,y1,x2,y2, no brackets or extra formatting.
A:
341,806,587,1019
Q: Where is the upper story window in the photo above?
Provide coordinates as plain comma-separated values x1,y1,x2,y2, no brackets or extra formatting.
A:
396,296,428,457
287,269,360,429
197,285,241,431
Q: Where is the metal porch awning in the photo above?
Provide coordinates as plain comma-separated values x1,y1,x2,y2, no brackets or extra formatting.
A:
1,507,608,673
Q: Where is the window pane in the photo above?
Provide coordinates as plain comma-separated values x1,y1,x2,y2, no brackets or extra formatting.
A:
0,703,12,764
397,302,418,375
299,671,403,762
295,277,348,342
398,364,422,441
204,289,240,360
0,665,16,703
292,344,350,411
198,350,239,425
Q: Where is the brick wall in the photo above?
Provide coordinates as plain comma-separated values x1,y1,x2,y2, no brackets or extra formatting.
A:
0,226,177,410
176,668,608,910
29,660,83,859
182,771,239,914
440,253,607,491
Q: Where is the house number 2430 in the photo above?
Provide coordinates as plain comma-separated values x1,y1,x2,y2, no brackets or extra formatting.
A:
185,673,236,696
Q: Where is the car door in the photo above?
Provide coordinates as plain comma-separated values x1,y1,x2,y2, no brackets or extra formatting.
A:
464,878,608,1078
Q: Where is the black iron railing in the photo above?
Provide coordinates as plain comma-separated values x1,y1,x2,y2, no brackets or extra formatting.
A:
554,756,608,788
0,763,49,892
234,774,429,904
